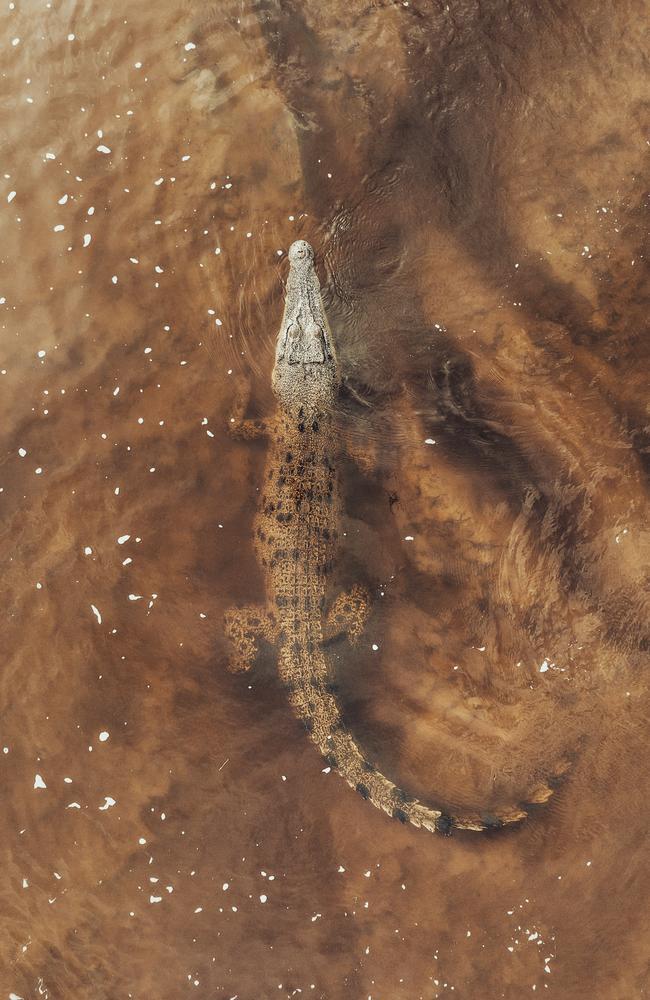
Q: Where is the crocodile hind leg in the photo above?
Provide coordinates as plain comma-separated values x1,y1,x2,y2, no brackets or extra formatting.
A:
224,606,277,672
323,585,370,644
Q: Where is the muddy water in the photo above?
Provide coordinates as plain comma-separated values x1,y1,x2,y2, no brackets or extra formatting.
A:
1,0,649,997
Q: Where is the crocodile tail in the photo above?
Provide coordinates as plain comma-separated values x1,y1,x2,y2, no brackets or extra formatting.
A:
288,682,547,834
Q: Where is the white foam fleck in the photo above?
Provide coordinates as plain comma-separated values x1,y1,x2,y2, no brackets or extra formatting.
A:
34,774,47,789
83,233,91,247
97,145,111,154
90,604,102,624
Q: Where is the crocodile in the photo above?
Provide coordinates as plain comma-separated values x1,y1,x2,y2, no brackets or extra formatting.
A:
224,239,554,834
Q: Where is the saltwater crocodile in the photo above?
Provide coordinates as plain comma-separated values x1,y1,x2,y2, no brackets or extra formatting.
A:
225,239,553,834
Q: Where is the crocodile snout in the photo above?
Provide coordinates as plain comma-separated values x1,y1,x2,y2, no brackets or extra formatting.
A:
288,240,315,264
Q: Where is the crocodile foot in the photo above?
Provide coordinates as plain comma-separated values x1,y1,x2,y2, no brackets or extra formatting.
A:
228,383,268,440
224,605,277,672
323,585,370,645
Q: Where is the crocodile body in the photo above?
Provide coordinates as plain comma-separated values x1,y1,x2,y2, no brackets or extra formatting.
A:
225,240,548,834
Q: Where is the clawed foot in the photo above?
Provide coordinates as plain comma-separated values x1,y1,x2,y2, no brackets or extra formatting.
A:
323,585,370,644
224,605,277,672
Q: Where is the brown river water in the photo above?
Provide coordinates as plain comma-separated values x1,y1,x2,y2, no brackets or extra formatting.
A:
1,1,649,997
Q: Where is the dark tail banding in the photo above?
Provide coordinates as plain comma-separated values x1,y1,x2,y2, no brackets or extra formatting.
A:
288,681,561,834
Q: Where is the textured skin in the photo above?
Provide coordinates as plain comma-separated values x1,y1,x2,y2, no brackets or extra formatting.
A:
225,241,545,834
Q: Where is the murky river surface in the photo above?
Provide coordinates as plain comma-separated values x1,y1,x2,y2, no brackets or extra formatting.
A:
1,1,649,997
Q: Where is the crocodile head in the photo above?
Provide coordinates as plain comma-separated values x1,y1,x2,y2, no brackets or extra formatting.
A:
272,240,339,413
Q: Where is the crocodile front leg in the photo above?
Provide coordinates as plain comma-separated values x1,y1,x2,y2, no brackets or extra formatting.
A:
224,606,278,672
228,383,268,441
323,585,370,644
